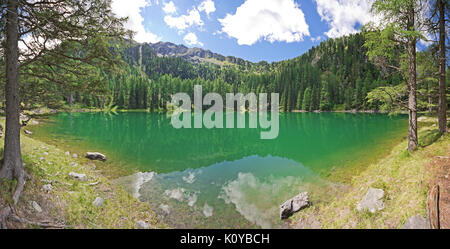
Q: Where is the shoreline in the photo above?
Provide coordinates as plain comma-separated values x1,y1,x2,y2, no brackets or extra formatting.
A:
0,113,446,229
0,117,167,229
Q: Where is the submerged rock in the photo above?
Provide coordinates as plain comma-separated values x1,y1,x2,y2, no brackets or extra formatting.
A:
403,215,430,229
164,188,185,202
69,172,87,182
85,152,107,161
135,220,149,229
280,192,309,219
356,188,385,213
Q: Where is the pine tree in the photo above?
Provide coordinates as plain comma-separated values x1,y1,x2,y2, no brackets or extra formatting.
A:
302,87,311,111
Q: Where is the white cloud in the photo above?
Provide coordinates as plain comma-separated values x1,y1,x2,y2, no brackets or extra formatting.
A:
218,0,310,46
315,0,379,38
198,0,216,16
310,36,322,42
162,1,176,14
111,0,160,43
164,8,204,31
183,32,204,47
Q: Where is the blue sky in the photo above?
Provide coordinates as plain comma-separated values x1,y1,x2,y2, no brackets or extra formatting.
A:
109,0,383,63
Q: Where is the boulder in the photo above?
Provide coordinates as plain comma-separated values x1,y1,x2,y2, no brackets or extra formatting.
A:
93,197,104,207
403,215,430,229
31,201,42,213
280,192,309,219
69,172,87,182
42,184,52,192
135,220,149,229
356,188,385,213
85,152,107,161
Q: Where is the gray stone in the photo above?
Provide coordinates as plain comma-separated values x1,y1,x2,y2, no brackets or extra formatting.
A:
65,151,70,156
159,204,170,215
280,192,309,219
93,197,104,207
31,201,42,213
356,188,385,213
72,153,78,158
403,215,430,229
43,152,49,156
85,152,107,161
135,220,149,229
42,184,52,192
69,162,78,167
69,172,87,182
24,129,33,135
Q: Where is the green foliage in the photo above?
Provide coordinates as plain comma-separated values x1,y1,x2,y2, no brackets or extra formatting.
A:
302,88,311,111
366,84,408,113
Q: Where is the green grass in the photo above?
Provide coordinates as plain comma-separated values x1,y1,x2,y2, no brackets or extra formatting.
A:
290,118,448,229
0,119,167,229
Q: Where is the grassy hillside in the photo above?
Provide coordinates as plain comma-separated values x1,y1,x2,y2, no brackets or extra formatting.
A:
290,117,449,228
0,118,166,229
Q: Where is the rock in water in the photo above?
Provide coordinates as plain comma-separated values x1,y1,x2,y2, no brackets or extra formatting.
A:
85,152,107,161
31,201,42,213
356,188,385,213
203,203,213,218
403,215,430,229
280,192,309,219
93,197,104,207
135,220,149,229
69,172,87,182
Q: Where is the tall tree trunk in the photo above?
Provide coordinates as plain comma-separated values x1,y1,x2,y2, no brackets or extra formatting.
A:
0,0,24,192
428,82,433,113
407,7,418,151
68,91,74,107
438,0,447,134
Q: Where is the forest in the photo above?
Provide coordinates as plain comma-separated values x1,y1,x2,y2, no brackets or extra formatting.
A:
15,32,444,115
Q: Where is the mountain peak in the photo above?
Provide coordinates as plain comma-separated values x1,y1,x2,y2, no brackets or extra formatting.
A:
146,41,254,68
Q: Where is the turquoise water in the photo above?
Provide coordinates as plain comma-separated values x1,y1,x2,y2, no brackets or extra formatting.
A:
37,112,407,228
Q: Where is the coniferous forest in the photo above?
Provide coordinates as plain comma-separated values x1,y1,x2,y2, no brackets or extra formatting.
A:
7,33,447,114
